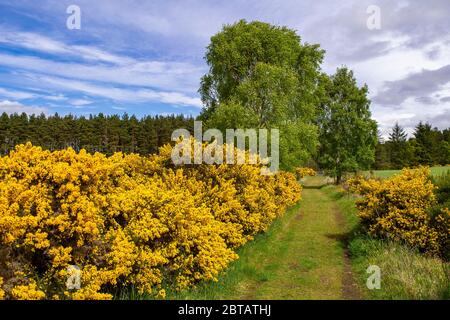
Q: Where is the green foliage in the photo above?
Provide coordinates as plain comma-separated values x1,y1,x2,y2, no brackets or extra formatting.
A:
205,100,259,131
388,123,410,169
0,112,194,156
199,19,324,170
279,121,318,171
431,169,450,207
412,122,450,166
430,170,450,260
234,63,300,127
374,123,450,170
413,122,435,166
374,133,390,170
317,68,378,183
200,20,314,108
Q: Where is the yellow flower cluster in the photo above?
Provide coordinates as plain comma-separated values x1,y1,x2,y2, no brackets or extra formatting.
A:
0,142,301,299
0,277,4,299
11,280,46,300
348,167,448,255
432,207,450,257
295,167,316,179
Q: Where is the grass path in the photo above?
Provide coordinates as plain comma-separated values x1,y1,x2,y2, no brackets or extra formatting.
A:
173,180,360,300
235,187,359,299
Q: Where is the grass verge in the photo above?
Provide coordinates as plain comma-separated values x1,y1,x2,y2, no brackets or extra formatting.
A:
322,184,450,300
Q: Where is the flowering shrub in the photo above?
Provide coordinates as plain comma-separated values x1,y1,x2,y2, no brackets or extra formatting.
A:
0,277,4,299
429,171,450,259
348,167,448,256
431,207,450,259
295,167,316,179
0,142,301,299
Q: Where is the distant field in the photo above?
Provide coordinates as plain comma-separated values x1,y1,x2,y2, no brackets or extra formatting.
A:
364,166,449,179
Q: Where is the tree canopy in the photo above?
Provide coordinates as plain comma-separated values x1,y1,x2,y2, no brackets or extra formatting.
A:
199,20,325,170
375,122,450,169
0,112,194,156
316,67,378,183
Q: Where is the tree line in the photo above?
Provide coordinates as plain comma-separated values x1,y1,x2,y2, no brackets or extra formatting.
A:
375,122,450,170
0,112,194,155
197,20,449,181
198,19,378,182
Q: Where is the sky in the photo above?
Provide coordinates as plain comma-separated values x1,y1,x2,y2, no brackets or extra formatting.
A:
0,0,449,136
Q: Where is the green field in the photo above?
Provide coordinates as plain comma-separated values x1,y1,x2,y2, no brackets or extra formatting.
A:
364,166,449,179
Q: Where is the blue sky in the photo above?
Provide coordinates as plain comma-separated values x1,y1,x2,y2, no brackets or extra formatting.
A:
0,0,449,135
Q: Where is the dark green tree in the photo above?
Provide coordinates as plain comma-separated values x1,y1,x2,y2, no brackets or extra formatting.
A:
413,122,435,166
374,131,390,170
0,112,194,156
317,68,378,183
388,123,408,169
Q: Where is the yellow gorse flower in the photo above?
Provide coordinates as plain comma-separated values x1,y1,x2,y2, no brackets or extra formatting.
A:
0,277,4,300
10,280,45,300
295,167,316,179
348,167,448,255
0,142,301,299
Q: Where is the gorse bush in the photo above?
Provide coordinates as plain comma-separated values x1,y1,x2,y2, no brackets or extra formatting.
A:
348,167,449,257
431,170,450,208
430,170,450,260
0,142,301,300
295,167,316,179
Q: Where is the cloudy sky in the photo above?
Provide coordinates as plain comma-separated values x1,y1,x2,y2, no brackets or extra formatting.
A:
0,0,449,135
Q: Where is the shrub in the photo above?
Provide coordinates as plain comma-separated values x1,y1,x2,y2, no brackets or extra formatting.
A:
0,142,300,299
348,167,446,256
430,170,450,260
295,167,316,179
431,170,450,207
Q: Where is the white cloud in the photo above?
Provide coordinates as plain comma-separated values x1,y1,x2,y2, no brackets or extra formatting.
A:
69,99,93,106
0,30,131,65
44,94,68,101
39,76,203,107
0,87,37,100
0,100,48,115
0,52,202,94
373,95,450,138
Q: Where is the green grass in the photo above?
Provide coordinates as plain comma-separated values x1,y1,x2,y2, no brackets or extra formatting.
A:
321,184,359,232
324,184,450,300
364,166,449,179
348,237,450,300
